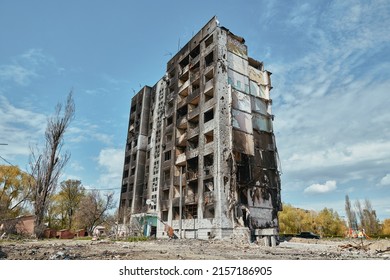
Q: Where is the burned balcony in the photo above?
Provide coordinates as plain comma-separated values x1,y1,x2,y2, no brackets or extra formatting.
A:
189,78,200,100
179,67,189,86
175,147,186,166
187,135,199,151
176,128,187,147
187,157,198,181
178,80,190,98
185,193,199,205
176,106,188,129
188,93,200,120
188,115,199,138
187,170,199,181
179,55,189,72
190,61,200,77
186,180,198,205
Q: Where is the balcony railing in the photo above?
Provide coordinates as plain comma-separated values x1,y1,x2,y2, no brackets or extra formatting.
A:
175,153,186,165
187,171,198,181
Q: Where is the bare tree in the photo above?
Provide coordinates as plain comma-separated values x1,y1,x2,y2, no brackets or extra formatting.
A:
29,92,75,238
363,199,380,235
345,195,357,230
74,191,115,236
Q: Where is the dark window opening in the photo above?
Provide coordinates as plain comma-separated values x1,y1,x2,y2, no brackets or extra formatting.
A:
190,45,200,60
162,211,168,222
179,55,189,69
121,184,127,193
188,115,199,129
187,157,199,177
190,61,200,73
179,71,189,85
204,108,214,122
205,51,214,67
167,116,173,126
177,105,188,120
123,169,129,178
205,35,213,48
164,150,171,161
169,69,175,79
125,155,130,165
191,79,200,92
205,68,214,83
204,154,214,176
205,130,214,144
237,153,251,183
204,88,214,102
185,204,197,219
131,167,135,176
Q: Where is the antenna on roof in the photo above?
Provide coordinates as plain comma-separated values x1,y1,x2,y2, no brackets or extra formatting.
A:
177,38,181,51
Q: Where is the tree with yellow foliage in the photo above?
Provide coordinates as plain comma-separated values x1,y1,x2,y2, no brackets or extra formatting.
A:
0,165,33,220
278,203,346,236
382,219,390,235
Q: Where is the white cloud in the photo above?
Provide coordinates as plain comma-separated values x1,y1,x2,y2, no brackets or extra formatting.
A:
67,120,113,145
304,180,337,194
70,161,85,171
0,96,46,158
97,148,124,188
0,64,37,85
0,49,54,86
268,0,390,194
380,174,390,186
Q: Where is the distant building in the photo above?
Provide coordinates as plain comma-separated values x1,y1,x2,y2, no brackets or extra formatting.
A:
0,215,35,236
119,17,282,244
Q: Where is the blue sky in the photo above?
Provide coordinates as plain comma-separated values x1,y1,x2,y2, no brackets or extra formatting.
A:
1,0,389,221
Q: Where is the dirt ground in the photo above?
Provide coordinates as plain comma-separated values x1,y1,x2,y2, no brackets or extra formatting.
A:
1,237,390,260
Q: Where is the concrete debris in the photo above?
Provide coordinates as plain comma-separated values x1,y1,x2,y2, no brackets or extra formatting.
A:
0,238,389,260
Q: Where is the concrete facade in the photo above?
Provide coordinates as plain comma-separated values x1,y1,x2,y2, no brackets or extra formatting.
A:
119,17,282,242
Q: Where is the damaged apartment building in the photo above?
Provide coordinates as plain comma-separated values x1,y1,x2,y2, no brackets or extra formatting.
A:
119,17,282,245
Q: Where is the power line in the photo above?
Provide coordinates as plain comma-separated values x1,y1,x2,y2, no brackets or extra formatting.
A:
84,187,118,191
0,155,15,166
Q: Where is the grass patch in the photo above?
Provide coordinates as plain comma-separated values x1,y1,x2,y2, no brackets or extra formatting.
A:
122,236,149,242
74,236,92,241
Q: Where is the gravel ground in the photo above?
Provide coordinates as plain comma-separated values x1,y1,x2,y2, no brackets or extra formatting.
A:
1,237,389,260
